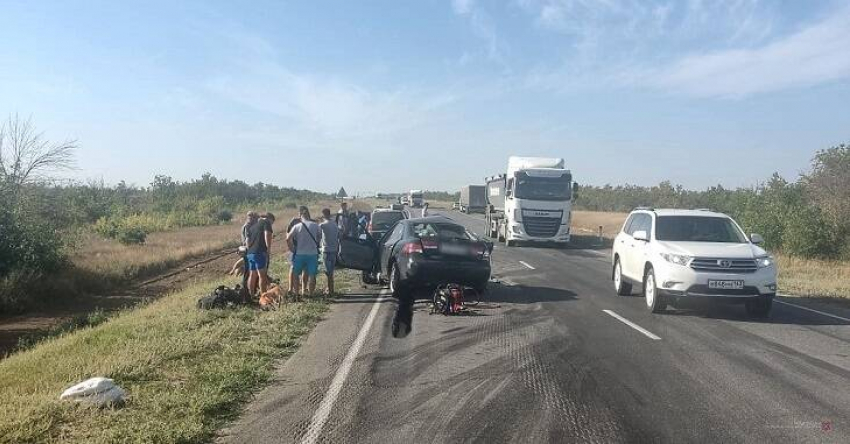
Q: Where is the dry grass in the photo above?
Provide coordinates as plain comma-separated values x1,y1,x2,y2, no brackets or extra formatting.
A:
572,211,628,238
570,210,850,299
71,224,243,281
69,200,362,283
775,255,850,299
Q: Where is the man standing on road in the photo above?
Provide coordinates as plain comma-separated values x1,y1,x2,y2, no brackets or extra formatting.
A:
336,201,351,238
287,206,321,296
246,212,274,296
421,202,429,218
319,208,340,296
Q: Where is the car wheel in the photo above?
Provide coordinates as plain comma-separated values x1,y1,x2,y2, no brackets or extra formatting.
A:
745,295,772,318
389,262,406,298
643,266,666,313
361,270,377,285
614,259,632,296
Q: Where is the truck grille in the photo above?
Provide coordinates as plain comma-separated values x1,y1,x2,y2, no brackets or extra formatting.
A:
689,258,758,274
522,217,560,237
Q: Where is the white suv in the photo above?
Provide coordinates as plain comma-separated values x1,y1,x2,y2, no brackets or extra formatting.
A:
612,209,777,316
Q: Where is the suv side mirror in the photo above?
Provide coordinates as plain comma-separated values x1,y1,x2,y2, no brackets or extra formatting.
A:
633,230,649,242
750,233,764,244
572,182,579,201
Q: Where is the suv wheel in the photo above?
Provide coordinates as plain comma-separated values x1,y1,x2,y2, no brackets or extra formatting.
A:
643,266,666,313
614,259,632,296
745,295,772,318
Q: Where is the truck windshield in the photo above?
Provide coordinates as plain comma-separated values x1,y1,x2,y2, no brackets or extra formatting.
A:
514,176,571,201
655,216,748,243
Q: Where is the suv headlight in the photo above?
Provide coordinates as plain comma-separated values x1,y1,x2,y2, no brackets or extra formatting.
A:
756,255,774,268
660,252,691,266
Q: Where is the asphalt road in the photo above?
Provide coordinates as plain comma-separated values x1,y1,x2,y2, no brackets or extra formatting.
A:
221,210,850,443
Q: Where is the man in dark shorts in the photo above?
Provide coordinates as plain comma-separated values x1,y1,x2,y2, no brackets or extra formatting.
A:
319,208,340,295
246,212,275,296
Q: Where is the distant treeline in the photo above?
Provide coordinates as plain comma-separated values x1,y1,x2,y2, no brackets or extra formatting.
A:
41,173,328,244
576,144,850,260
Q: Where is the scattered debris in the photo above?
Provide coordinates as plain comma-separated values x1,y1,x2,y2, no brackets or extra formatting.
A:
60,377,126,408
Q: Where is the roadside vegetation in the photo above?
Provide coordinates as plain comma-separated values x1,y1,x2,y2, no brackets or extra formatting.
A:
0,115,329,313
0,259,363,443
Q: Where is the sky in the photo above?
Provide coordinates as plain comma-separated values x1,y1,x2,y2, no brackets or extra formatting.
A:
2,0,849,194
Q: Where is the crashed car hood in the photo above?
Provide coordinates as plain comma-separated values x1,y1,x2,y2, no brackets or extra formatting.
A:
656,241,766,258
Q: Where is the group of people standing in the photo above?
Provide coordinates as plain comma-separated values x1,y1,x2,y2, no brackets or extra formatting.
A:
235,201,359,300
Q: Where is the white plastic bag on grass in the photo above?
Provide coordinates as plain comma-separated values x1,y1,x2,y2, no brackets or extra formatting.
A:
60,377,126,407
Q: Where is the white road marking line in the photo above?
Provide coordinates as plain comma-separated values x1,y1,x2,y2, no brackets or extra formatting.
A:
602,310,662,340
519,261,535,270
301,292,388,444
585,250,608,257
775,299,850,323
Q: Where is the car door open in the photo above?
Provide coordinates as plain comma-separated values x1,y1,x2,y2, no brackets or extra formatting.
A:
337,237,376,271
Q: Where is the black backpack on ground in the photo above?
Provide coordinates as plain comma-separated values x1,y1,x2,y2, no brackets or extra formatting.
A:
197,285,246,310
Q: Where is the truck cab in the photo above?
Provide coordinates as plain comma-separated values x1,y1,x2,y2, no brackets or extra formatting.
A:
486,157,576,247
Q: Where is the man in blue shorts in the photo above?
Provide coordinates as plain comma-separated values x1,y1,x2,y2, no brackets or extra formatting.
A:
246,212,275,296
287,206,321,296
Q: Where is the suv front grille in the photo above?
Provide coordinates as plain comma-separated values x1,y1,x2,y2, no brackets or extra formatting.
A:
522,217,560,237
687,284,761,296
689,258,758,274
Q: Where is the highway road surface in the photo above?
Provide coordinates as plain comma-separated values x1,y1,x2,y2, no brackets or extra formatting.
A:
221,210,850,443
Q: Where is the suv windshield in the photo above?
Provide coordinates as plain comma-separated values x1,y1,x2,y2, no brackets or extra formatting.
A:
411,223,473,241
655,216,748,243
514,176,572,201
371,211,405,230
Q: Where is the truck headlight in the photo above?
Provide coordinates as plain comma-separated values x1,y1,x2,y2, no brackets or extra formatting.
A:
756,255,774,268
660,253,691,266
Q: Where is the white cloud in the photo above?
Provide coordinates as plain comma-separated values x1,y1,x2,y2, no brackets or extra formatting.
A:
452,0,475,15
639,6,850,97
519,1,850,98
450,0,504,62
204,30,456,143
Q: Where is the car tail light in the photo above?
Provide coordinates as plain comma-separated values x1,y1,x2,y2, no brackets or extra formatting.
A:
472,244,488,260
402,242,424,254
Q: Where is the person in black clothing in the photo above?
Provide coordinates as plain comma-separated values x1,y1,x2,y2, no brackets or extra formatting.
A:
246,213,275,296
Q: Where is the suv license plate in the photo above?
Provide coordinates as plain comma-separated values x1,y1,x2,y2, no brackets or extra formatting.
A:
708,280,745,290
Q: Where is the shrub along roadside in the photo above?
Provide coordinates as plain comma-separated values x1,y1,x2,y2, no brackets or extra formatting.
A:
0,260,340,443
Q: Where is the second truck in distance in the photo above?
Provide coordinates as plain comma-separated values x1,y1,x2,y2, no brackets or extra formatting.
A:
459,185,486,213
485,156,576,247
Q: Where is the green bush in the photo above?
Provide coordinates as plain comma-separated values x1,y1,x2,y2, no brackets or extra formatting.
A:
216,209,233,223
116,226,147,245
781,206,838,259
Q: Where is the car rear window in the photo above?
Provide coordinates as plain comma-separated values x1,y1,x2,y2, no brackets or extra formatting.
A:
371,211,405,230
411,223,473,241
655,216,747,243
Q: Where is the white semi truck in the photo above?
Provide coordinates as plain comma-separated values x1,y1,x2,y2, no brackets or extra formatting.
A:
409,190,424,208
485,156,577,247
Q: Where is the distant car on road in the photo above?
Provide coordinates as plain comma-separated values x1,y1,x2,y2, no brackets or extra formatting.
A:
612,208,777,316
368,209,408,241
452,202,460,210
338,216,492,296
